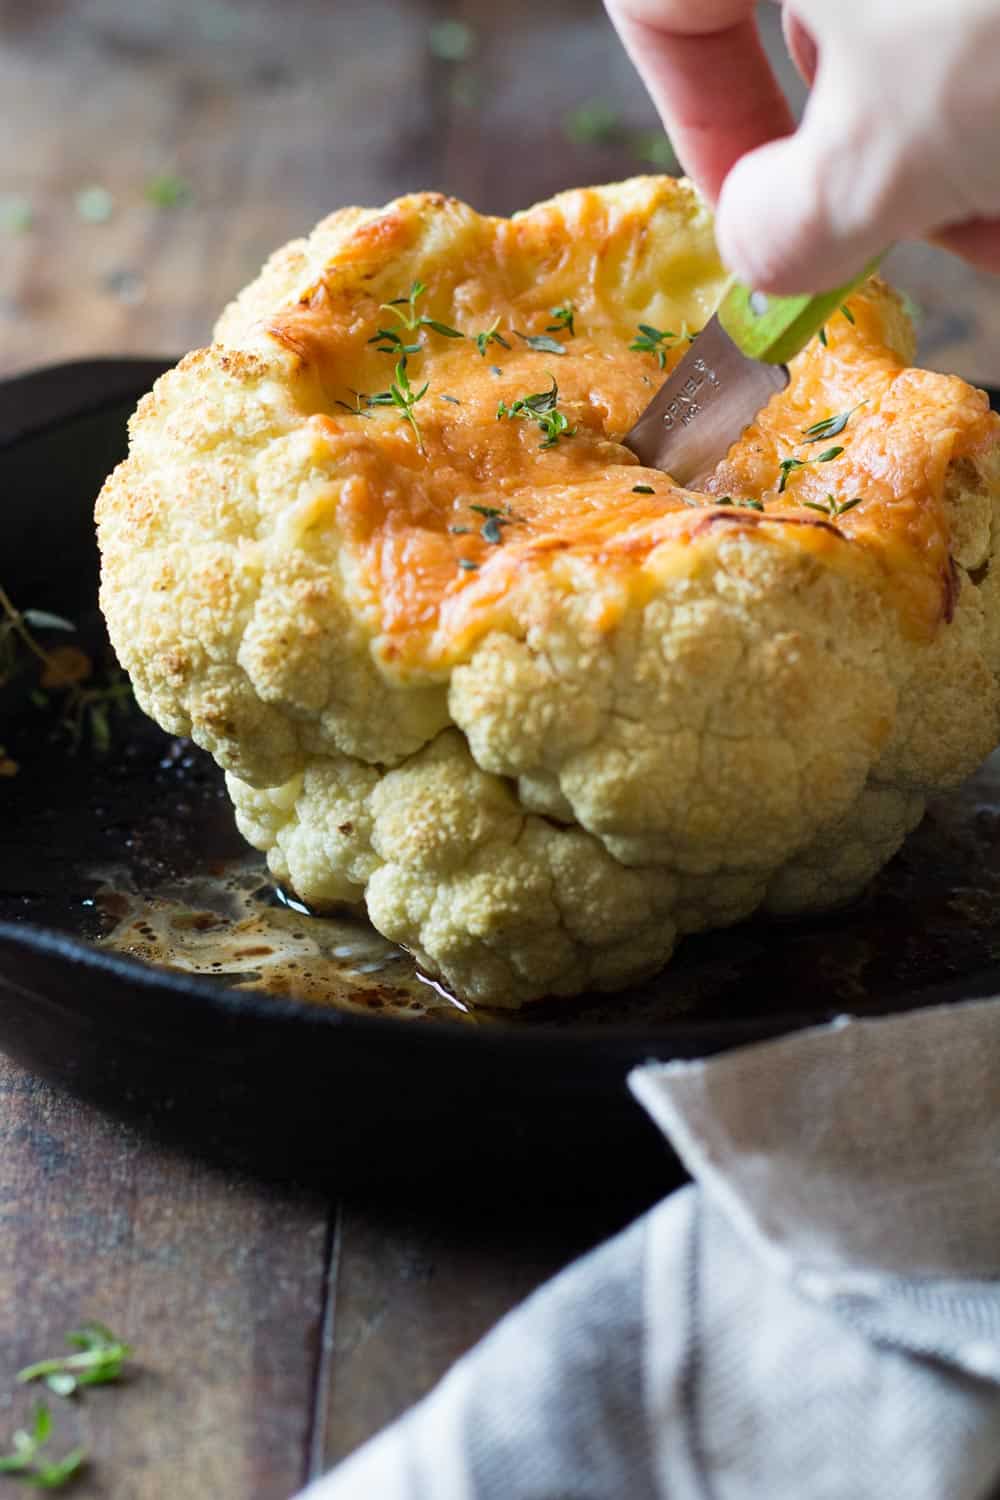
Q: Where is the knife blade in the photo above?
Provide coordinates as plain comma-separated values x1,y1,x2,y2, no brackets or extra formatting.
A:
623,262,880,488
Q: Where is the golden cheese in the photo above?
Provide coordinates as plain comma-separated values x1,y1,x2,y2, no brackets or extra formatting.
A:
260,183,998,670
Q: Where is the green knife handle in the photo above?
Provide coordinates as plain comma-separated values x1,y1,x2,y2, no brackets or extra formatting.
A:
718,257,883,365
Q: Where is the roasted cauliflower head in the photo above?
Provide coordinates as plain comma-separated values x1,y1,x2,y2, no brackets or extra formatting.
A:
97,177,1000,1006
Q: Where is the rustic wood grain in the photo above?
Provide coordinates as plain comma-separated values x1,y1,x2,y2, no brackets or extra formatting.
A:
317,1186,655,1473
0,1054,330,1498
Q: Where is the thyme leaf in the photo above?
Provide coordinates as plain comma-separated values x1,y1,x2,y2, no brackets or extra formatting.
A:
497,376,576,449
546,304,575,337
777,445,844,494
802,493,864,521
515,332,567,356
366,358,430,452
0,1402,86,1489
458,558,479,571
378,281,464,345
801,403,865,444
18,1322,131,1397
334,390,373,418
716,496,764,511
632,484,655,494
629,323,675,369
474,317,511,358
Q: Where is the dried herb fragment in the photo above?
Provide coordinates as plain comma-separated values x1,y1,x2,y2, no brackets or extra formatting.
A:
632,484,655,494
458,558,479,572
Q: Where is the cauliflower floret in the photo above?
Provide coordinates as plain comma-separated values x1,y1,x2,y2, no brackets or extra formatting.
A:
97,178,1000,1006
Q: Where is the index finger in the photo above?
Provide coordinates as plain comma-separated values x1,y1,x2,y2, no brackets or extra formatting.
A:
604,1,796,203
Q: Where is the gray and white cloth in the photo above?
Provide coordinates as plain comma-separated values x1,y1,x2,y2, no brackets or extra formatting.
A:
300,997,1000,1499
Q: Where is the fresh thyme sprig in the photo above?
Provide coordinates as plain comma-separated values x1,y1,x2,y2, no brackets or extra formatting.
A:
334,390,373,418
497,376,576,449
367,358,430,451
18,1323,131,1398
474,317,511,358
0,1403,86,1490
370,280,464,355
716,496,764,511
629,323,676,369
777,446,844,494
547,303,575,337
802,492,864,521
800,402,866,444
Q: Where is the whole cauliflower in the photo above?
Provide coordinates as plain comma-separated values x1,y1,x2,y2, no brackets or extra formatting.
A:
97,178,1000,1006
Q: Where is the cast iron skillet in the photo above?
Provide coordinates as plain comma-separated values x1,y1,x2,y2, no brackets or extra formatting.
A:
3,359,1000,1194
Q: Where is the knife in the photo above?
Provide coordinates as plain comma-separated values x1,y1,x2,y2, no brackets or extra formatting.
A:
623,263,879,488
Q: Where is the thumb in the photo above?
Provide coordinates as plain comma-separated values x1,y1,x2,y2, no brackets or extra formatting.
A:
714,75,893,294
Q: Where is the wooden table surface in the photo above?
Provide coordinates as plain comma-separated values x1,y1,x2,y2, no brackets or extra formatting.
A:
1,2,998,1495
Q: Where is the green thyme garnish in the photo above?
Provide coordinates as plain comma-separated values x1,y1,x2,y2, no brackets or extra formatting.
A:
632,484,655,495
547,304,575,337
449,525,471,535
777,446,844,494
383,280,464,338
439,394,461,405
366,358,430,452
497,377,576,449
145,173,190,208
801,403,865,444
629,324,676,369
0,1403,86,1489
515,331,567,356
802,493,864,521
818,327,828,348
475,317,511,358
458,558,479,571
716,496,764,511
335,390,373,418
18,1323,131,1398
368,328,422,356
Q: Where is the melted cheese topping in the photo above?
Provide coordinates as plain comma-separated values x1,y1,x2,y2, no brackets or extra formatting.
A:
261,184,998,672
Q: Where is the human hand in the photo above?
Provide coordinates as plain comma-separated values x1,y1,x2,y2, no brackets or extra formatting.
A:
604,0,1000,293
